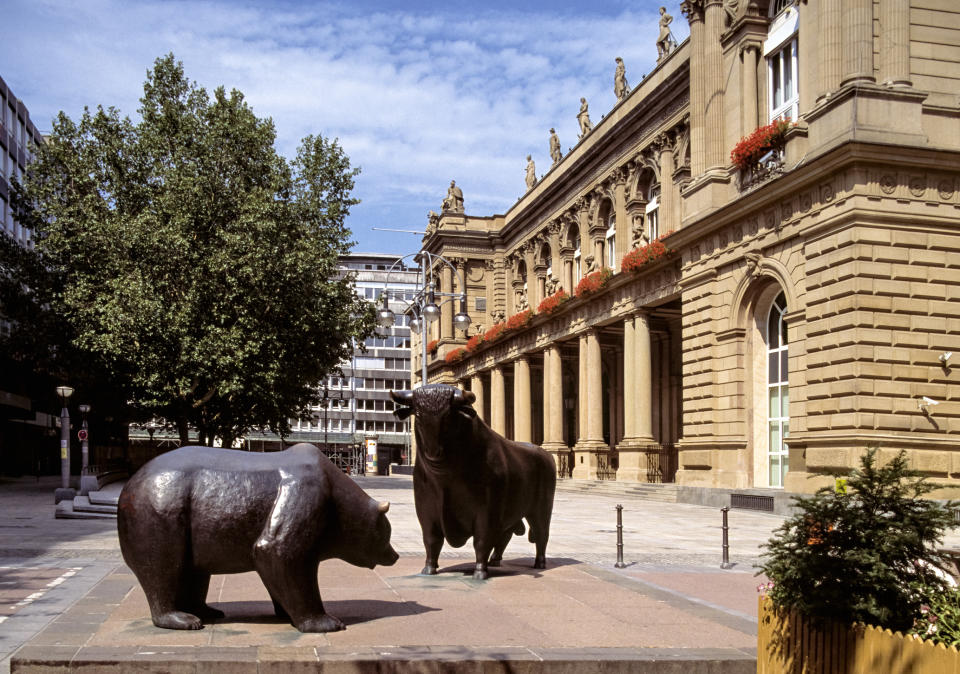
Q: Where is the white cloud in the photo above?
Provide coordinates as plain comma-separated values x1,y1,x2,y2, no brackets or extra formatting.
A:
3,0,688,254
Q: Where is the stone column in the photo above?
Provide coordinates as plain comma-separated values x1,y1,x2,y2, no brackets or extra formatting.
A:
614,175,627,264
741,44,759,135
682,1,706,176
572,333,595,479
490,365,506,435
564,259,574,295
634,313,653,440
879,0,911,87
523,244,537,308
537,275,546,307
841,0,875,87
505,256,515,316
471,373,486,423
543,345,564,449
514,356,532,442
440,264,453,340
616,312,654,482
703,0,725,171
658,135,676,233
819,0,842,99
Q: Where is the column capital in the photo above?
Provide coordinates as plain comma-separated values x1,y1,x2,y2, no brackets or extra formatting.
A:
681,0,704,23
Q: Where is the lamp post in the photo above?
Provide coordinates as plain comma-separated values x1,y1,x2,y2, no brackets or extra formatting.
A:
78,404,91,473
54,385,75,502
376,251,471,386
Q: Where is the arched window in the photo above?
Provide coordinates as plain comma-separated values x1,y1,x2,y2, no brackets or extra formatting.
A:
645,184,660,240
767,292,789,487
574,234,581,281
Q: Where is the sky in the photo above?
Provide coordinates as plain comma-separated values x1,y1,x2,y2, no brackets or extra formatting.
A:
3,0,688,256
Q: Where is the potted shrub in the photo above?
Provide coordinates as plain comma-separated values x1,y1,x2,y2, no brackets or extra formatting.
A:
758,448,960,669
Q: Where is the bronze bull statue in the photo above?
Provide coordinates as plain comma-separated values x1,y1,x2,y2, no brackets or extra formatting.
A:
391,384,556,580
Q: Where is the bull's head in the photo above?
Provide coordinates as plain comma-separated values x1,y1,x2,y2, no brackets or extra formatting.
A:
390,385,477,461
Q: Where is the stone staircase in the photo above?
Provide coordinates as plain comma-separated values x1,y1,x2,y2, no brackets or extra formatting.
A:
55,476,124,519
555,479,679,503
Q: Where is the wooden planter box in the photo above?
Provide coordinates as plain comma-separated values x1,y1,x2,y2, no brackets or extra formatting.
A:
757,597,960,673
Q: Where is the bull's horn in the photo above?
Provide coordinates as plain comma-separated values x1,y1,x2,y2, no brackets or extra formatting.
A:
453,389,476,405
390,390,413,405
378,501,390,514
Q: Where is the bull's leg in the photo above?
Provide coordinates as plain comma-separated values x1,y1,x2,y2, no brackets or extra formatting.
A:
472,521,497,580
528,499,554,570
421,522,444,575
490,521,523,567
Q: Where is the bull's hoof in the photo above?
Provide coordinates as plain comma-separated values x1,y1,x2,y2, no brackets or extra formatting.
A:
533,556,546,569
473,564,489,580
152,611,203,630
295,613,345,633
420,564,439,575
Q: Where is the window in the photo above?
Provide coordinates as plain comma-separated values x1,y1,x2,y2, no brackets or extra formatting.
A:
645,186,660,241
605,213,616,268
574,235,581,281
765,4,799,122
767,292,789,488
475,297,486,312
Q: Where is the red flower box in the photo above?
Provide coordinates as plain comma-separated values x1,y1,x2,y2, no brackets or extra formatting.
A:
574,268,613,298
445,347,467,364
426,339,439,354
466,334,484,352
621,232,675,273
731,118,792,171
505,309,534,331
537,289,570,315
484,322,507,343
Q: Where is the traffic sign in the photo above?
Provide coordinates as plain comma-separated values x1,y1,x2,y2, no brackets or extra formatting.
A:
78,429,88,441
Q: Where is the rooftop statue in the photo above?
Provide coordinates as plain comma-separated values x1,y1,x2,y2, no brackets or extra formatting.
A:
525,155,537,191
614,57,630,101
657,7,676,60
391,385,556,580
117,444,398,632
577,97,593,138
443,180,464,213
549,128,562,164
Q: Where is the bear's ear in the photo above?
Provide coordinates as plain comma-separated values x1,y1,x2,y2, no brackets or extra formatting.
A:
377,501,390,514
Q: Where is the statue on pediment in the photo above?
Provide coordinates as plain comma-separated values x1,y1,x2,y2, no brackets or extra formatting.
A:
614,57,630,101
443,180,464,213
525,155,537,191
657,7,676,60
577,98,593,138
549,128,562,164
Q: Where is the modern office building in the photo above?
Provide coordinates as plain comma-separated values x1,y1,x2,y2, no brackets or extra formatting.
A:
414,0,960,506
0,73,53,476
280,253,418,472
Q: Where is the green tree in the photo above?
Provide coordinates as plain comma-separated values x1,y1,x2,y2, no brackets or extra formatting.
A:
10,54,375,445
759,448,958,632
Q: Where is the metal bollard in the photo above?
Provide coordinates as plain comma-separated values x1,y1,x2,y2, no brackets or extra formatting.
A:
720,506,731,569
615,504,626,568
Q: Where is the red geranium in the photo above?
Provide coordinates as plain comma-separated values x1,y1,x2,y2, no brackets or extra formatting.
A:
505,309,534,331
445,347,467,364
484,322,507,343
426,339,439,354
537,289,570,315
466,334,484,352
731,118,792,170
621,232,675,273
575,268,613,298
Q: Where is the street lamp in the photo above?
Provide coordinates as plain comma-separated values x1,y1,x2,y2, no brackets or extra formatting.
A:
54,385,74,502
78,404,91,474
375,251,471,385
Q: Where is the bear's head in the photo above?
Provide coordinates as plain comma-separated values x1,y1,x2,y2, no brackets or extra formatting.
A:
337,498,399,569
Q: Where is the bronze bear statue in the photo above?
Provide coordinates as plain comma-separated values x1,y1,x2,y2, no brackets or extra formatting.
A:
117,443,398,632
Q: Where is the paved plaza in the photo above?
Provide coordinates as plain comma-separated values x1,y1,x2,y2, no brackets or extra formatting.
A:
4,473,959,671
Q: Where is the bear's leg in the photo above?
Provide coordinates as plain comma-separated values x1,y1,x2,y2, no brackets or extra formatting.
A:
121,499,203,630
179,572,224,621
421,522,443,575
254,553,343,633
270,592,289,619
253,477,343,633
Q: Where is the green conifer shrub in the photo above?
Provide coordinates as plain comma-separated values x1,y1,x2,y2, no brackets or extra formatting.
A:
759,448,958,632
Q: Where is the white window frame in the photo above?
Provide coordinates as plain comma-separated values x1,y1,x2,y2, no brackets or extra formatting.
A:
765,4,799,122
645,191,660,241
766,293,789,488
605,214,616,268
574,235,581,282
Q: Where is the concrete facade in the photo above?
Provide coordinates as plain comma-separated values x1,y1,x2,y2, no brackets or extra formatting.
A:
413,0,960,496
